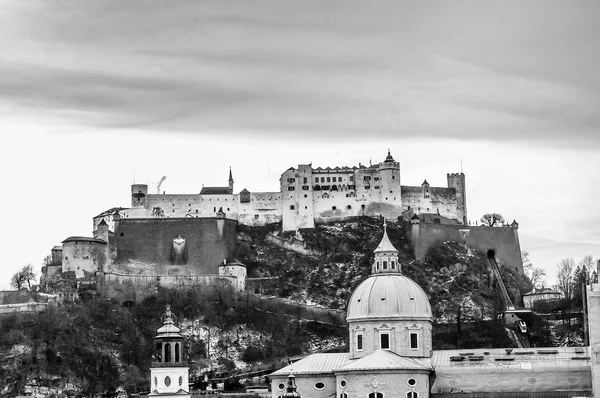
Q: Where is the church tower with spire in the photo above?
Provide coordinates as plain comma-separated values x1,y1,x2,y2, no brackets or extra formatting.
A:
229,167,234,193
150,305,191,397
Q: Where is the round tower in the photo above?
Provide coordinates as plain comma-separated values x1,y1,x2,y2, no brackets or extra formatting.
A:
377,150,402,216
132,184,148,208
150,305,190,397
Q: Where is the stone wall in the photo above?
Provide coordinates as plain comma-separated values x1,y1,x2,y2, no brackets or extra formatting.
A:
406,223,523,273
62,240,108,279
97,271,238,302
113,217,237,274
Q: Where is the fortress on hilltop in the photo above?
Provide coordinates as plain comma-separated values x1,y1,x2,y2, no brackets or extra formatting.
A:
102,150,467,232
39,150,523,301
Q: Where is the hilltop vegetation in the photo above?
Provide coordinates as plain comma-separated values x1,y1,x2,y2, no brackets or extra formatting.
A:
2,217,539,396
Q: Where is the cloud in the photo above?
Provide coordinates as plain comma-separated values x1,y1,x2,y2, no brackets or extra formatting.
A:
1,0,600,146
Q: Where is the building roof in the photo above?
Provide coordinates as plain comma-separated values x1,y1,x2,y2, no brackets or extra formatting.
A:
98,219,108,227
384,150,395,163
200,186,232,195
94,207,127,219
422,179,429,186
373,224,397,253
336,349,432,372
270,353,351,376
52,245,63,251
346,273,432,321
61,236,107,244
431,347,591,393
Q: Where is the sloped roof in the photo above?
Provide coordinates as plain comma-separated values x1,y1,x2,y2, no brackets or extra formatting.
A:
374,226,397,253
336,350,432,372
523,287,561,296
62,236,107,244
422,179,429,186
94,207,127,218
52,245,63,251
200,187,232,195
270,353,351,376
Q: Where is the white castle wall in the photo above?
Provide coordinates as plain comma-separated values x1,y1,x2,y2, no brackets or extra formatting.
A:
117,154,466,232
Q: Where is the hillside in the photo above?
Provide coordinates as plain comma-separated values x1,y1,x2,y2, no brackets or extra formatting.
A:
1,217,539,396
235,217,532,322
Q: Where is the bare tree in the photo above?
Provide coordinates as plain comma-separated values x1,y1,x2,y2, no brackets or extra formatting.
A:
522,250,546,287
579,255,595,282
480,213,505,227
555,258,575,299
10,264,37,290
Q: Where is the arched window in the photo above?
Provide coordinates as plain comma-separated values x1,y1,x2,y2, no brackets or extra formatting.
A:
340,393,348,398
290,205,295,210
406,392,418,398
175,343,180,362
164,343,171,363
369,392,383,398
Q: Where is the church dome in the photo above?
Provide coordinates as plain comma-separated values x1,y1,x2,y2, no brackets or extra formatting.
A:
346,273,432,321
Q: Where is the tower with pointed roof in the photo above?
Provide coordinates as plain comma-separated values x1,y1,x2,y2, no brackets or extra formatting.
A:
229,167,234,193
150,305,191,397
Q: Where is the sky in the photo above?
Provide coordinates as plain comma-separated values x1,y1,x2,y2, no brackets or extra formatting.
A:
1,0,599,290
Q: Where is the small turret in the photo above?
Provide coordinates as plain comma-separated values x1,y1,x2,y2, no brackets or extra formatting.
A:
131,184,148,208
228,167,234,193
150,305,190,397
283,373,301,398
372,221,400,274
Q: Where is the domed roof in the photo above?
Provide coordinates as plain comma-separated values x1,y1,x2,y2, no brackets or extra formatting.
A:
155,305,182,339
346,274,432,321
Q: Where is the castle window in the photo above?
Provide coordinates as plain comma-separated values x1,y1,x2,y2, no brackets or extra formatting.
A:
120,233,123,237
392,176,395,179
332,206,336,210
196,209,198,213
304,194,307,198
315,177,318,183
327,177,331,182
410,332,419,349
357,334,363,350
383,261,388,270
391,261,396,269
347,205,352,210
341,392,348,398
175,343,180,362
303,177,307,183
314,382,326,391
350,175,354,181
361,204,365,210
406,393,417,398
407,379,417,387
376,261,380,270
332,177,337,182
369,393,383,398
290,205,295,210
254,214,259,219
321,177,325,182
380,333,390,349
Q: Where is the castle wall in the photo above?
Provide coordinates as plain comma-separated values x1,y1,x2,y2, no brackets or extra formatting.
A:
62,240,107,279
401,186,460,221
98,272,237,302
113,217,237,274
407,223,523,273
237,191,282,226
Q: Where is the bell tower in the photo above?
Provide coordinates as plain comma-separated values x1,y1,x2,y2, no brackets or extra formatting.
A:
150,305,190,397
372,221,401,274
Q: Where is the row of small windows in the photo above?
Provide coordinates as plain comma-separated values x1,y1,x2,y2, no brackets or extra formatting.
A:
356,331,419,351
290,205,352,211
376,260,397,271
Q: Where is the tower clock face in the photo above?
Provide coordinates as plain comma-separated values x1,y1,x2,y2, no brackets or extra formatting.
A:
165,376,171,387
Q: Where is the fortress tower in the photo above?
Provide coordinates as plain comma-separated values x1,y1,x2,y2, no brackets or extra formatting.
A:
132,184,148,208
447,173,467,224
377,150,402,219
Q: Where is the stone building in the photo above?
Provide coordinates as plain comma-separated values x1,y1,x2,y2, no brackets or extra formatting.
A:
522,287,563,309
108,151,467,232
270,224,594,398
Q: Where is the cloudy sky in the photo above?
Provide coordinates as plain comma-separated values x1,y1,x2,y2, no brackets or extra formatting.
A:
1,0,599,290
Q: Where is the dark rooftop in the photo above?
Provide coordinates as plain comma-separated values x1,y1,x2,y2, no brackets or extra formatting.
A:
200,187,232,195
